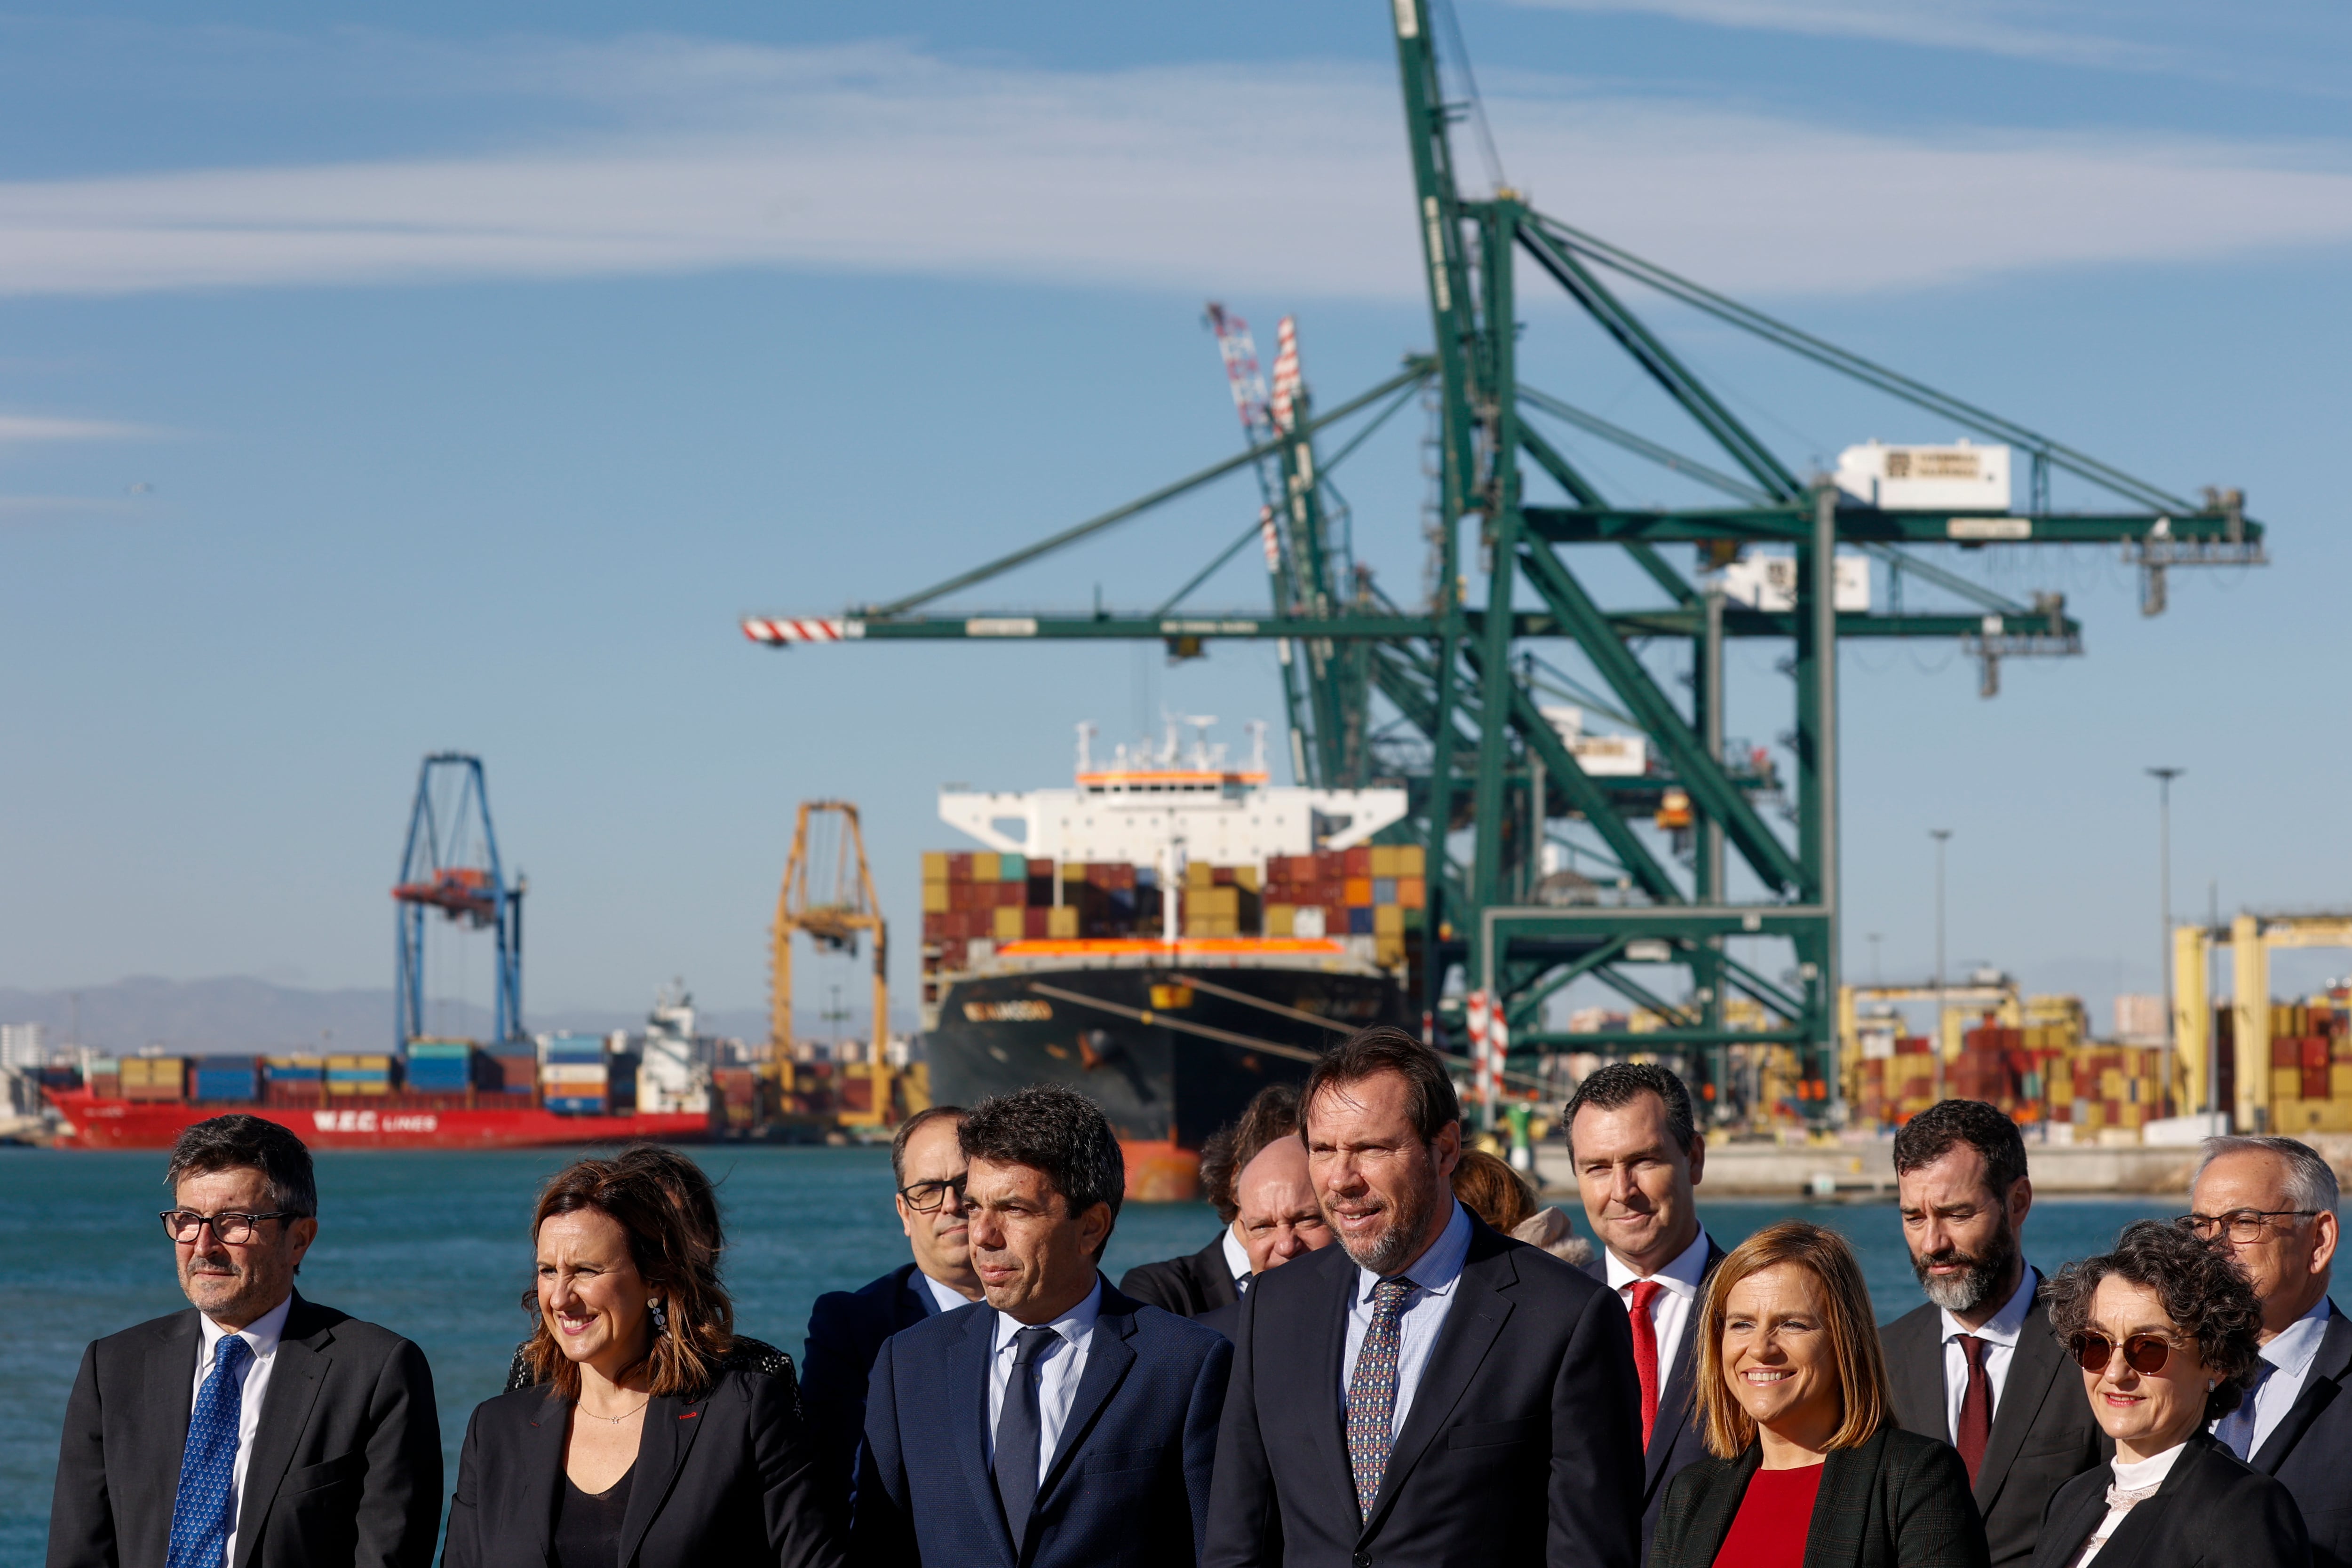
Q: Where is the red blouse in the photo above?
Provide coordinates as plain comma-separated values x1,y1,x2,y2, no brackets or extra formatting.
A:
1712,1462,1825,1567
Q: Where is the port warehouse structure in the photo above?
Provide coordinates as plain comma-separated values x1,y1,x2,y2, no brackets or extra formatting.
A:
743,0,2265,1128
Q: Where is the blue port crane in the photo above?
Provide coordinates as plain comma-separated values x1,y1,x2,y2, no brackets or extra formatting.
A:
392,752,524,1048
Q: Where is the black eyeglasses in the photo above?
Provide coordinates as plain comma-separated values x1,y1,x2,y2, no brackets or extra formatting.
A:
2070,1331,2178,1376
160,1210,296,1245
897,1178,967,1214
2176,1208,2324,1244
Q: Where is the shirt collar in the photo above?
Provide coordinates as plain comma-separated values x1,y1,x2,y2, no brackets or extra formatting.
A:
200,1292,293,1364
919,1270,978,1316
1355,1198,1471,1305
1604,1227,1713,1298
992,1275,1104,1354
1222,1225,1252,1283
1939,1262,2036,1349
2262,1296,2334,1376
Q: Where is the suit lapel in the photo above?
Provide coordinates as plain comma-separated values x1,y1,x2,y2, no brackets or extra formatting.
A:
2035,1468,2115,1568
615,1386,712,1568
1359,1242,1517,1540
2250,1301,2352,1474
1307,1249,1359,1513
520,1390,572,1567
2095,1434,2219,1565
949,1305,1020,1568
1883,1307,1948,1441
137,1312,204,1568
1196,1236,1240,1312
1038,1284,1139,1502
1681,1444,1761,1564
1800,1431,1883,1568
903,1266,938,1325
230,1299,333,1568
1972,1277,2060,1515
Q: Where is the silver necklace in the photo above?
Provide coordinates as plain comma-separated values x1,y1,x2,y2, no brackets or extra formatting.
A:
582,1397,650,1424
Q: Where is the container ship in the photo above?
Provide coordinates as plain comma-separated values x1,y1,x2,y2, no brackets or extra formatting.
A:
46,989,717,1151
921,720,1422,1198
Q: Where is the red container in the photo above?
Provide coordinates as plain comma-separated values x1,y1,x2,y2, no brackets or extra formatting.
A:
1344,846,1373,876
2302,1037,2331,1069
2274,1038,2302,1070
922,911,948,940
2304,1065,2331,1101
1024,907,1049,939
947,853,974,881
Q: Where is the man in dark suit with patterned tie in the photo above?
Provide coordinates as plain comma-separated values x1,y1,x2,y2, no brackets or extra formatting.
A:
1564,1062,1725,1561
1204,1027,1643,1568
800,1105,983,1499
47,1115,442,1568
1880,1099,2106,1568
853,1085,1230,1568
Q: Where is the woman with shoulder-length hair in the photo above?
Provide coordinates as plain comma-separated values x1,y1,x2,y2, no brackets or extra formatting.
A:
1652,1220,1990,1568
2029,1219,2306,1568
443,1153,842,1568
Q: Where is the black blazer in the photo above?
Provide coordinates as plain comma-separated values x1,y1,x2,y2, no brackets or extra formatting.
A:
852,1277,1231,1568
1653,1426,1991,1568
441,1369,843,1568
46,1291,442,1568
1202,1212,1645,1568
1584,1234,1728,1560
1883,1271,2109,1567
2029,1431,2308,1568
2249,1302,2352,1568
1120,1234,1241,1318
799,1263,944,1499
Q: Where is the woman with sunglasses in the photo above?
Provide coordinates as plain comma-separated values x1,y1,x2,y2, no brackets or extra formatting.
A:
2033,1219,2307,1567
1652,1220,1990,1568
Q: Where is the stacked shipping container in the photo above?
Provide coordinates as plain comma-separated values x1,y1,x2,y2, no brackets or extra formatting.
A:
540,1033,610,1114
1262,844,1426,969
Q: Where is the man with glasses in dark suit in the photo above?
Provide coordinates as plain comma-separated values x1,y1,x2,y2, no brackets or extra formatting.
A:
47,1114,442,1568
2185,1132,2352,1568
800,1105,983,1500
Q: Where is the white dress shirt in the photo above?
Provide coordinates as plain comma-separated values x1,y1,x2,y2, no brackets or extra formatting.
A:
1604,1227,1713,1386
1223,1226,1253,1294
921,1271,978,1316
191,1293,293,1568
2067,1441,2187,1568
984,1277,1104,1468
1942,1263,2037,1443
1340,1200,1473,1438
2211,1296,2332,1458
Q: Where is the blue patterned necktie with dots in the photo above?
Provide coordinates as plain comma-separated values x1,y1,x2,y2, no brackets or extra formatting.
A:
167,1332,253,1568
1346,1276,1417,1519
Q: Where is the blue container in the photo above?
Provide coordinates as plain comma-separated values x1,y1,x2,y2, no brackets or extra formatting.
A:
195,1071,257,1100
545,1095,609,1116
327,1068,391,1084
267,1064,324,1082
1372,878,1397,904
1347,906,1376,934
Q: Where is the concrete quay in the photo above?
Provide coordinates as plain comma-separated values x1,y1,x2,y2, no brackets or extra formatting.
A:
1532,1132,2352,1200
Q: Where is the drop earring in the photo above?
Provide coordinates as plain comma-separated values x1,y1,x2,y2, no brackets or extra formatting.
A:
650,1299,668,1334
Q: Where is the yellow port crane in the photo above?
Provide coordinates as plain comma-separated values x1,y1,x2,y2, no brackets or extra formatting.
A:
771,800,892,1127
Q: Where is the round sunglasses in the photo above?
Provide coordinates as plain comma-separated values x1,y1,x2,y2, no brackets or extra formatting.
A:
2069,1331,2179,1376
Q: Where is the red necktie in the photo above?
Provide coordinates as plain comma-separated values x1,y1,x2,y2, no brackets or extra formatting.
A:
1627,1279,1664,1449
1955,1334,1993,1483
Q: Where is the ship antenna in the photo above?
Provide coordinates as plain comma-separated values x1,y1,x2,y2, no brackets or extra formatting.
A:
1075,721,1095,776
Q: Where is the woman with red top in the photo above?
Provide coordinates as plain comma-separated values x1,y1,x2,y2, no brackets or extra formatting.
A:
1652,1220,1989,1568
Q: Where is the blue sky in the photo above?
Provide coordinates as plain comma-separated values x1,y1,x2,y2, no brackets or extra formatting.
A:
1,0,2347,1032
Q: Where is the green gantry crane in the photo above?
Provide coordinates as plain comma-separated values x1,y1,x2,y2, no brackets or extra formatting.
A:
745,0,2265,1126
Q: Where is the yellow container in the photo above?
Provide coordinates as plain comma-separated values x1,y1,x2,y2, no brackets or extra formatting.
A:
328,1081,390,1096
1369,845,1401,878
1264,904,1295,937
992,906,1024,941
1375,933,1406,966
2274,1068,2305,1103
973,852,1001,882
1187,861,1216,889
1374,904,1405,935
922,882,950,913
922,851,948,882
1046,906,1079,939
1234,864,1259,892
1192,886,1239,918
2099,1069,2126,1101
2331,1063,2352,1098
1392,844,1426,876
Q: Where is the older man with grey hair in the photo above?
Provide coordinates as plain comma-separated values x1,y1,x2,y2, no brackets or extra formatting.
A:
2185,1132,2352,1568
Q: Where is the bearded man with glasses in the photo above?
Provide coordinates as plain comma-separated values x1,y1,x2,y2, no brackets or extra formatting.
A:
799,1104,983,1508
47,1113,442,1568
1880,1099,2107,1567
2182,1131,2351,1567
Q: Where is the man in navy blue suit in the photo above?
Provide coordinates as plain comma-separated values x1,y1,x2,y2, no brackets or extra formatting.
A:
800,1104,983,1500
854,1084,1231,1568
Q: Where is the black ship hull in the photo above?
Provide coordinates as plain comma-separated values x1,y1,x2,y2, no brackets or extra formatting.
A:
927,959,1401,1196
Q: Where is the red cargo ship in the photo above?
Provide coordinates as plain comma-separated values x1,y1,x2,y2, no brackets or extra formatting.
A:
46,1089,711,1151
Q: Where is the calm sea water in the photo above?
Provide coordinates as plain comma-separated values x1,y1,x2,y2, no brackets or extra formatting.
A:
0,1145,2185,1567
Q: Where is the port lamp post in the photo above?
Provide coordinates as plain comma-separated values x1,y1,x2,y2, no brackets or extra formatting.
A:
2147,767,2183,1117
1931,829,1952,1103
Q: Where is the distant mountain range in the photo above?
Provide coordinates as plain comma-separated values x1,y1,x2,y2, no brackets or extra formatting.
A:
0,976,791,1054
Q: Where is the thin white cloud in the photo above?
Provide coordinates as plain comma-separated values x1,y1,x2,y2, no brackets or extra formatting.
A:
0,414,159,442
0,41,2347,302
1496,0,2179,70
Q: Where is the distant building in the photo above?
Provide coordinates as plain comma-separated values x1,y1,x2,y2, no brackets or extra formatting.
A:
0,1022,47,1070
2114,993,2168,1042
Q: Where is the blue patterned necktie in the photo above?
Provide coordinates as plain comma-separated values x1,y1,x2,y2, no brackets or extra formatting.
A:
167,1332,253,1568
993,1324,1059,1549
1346,1277,1416,1518
2214,1360,2276,1460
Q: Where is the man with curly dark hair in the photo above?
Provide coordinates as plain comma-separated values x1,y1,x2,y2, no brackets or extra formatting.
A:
2035,1220,2307,1567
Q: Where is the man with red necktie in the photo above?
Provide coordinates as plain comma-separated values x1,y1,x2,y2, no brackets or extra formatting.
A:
1566,1063,1724,1563
1880,1099,2106,1568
